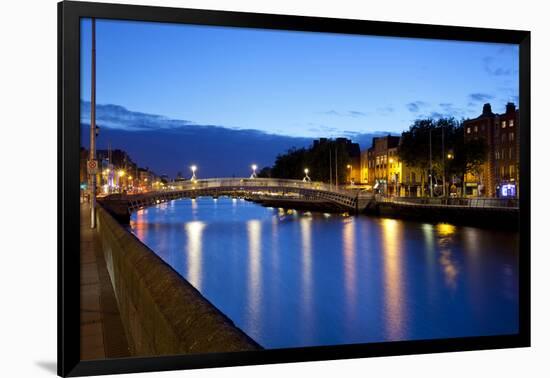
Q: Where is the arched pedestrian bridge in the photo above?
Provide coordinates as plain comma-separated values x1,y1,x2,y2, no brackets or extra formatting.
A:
99,178,375,223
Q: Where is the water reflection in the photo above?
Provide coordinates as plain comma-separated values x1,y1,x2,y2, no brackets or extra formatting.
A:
380,218,405,340
342,219,357,319
300,217,313,340
134,209,147,241
247,219,262,334
131,197,519,349
436,223,459,290
185,221,205,291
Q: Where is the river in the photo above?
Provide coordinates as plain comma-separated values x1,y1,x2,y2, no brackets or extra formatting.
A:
130,197,519,349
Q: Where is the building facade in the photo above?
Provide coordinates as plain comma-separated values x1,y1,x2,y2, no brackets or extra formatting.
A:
463,102,519,197
362,135,424,196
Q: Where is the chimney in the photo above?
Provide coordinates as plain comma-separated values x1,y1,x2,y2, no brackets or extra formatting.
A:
482,103,493,116
506,102,516,114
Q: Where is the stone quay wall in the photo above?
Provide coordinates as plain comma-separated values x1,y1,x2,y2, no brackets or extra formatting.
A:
95,205,261,356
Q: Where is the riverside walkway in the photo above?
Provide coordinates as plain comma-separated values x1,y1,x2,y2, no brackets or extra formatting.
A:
80,203,130,360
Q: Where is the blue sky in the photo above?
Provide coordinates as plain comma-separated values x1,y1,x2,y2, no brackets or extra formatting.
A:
80,18,519,138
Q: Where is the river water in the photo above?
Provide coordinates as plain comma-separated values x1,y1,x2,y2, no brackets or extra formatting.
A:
130,197,519,349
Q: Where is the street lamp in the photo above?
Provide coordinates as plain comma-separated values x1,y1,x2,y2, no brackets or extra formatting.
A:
346,164,353,185
303,168,311,182
190,165,197,181
117,169,125,192
250,164,257,179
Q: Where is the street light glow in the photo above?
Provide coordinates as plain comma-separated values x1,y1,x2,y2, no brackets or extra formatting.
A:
252,164,257,171
304,168,309,174
191,165,197,173
118,170,125,177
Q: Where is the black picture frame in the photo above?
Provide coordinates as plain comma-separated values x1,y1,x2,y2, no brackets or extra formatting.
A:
58,1,531,376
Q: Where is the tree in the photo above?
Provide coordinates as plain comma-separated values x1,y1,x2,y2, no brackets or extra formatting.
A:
269,140,353,183
398,118,459,196
257,166,272,178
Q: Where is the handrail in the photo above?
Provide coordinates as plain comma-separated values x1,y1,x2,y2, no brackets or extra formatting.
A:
169,177,359,196
377,195,518,209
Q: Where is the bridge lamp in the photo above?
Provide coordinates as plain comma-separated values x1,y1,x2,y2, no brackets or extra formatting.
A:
118,169,125,177
190,165,197,180
250,164,258,179
303,167,311,182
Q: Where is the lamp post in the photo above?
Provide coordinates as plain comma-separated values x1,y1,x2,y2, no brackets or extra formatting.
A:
190,165,197,181
117,169,125,192
88,18,97,228
388,158,394,196
303,168,311,182
250,164,257,179
446,151,454,198
429,129,433,197
347,164,353,185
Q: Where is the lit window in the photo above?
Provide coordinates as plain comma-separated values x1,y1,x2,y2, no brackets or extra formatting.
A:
466,127,471,134
509,165,515,177
501,121,506,128
474,126,478,132
495,151,500,160
509,119,514,127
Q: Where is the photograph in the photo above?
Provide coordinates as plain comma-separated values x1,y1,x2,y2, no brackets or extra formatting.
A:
78,15,521,363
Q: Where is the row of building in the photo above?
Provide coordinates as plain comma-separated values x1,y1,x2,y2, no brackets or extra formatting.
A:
344,102,520,198
80,147,167,195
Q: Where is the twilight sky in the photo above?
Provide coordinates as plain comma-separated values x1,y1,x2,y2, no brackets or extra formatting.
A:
79,18,519,177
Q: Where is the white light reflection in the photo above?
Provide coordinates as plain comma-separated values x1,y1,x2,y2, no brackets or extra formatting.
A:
185,221,206,291
300,216,314,340
246,220,262,335
343,218,357,318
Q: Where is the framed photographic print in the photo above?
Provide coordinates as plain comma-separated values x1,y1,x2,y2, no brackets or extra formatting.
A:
58,1,530,376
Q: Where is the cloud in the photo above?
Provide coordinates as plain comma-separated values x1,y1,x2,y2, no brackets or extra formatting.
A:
80,101,399,177
80,100,195,131
377,106,394,116
469,93,495,102
429,112,445,119
406,101,428,113
322,110,342,116
348,110,367,117
321,110,368,117
482,55,517,77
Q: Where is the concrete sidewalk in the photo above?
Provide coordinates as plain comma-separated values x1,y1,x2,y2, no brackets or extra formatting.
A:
80,203,130,360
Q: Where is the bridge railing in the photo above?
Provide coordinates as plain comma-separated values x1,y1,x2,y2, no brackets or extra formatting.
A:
377,195,519,209
169,178,360,196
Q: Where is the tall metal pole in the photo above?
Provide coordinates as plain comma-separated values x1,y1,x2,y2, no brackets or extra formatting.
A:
329,148,332,189
429,128,433,197
335,145,338,187
442,125,446,197
89,18,97,228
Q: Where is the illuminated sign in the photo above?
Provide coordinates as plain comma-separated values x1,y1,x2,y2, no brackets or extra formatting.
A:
500,184,516,197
